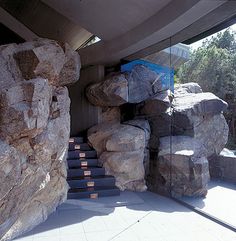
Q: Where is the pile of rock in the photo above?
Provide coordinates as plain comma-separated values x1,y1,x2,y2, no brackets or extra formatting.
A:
86,66,229,198
0,39,80,240
147,83,229,197
86,65,158,191
88,119,150,191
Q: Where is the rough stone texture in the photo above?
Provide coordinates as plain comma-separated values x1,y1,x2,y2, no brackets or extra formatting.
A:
174,82,202,96
172,92,229,157
209,148,236,183
140,90,171,115
123,119,151,176
86,73,128,106
100,151,146,191
88,122,148,191
133,90,172,152
145,83,229,197
157,136,210,197
0,39,80,241
86,65,162,106
173,92,228,116
99,107,120,124
124,65,162,103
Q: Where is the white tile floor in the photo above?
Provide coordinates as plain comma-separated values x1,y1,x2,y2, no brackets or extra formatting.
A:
180,180,236,227
15,187,236,241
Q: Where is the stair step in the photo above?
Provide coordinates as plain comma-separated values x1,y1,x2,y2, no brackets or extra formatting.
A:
68,150,97,159
67,186,120,199
67,167,105,178
69,137,84,144
68,143,92,151
67,175,116,188
67,159,99,168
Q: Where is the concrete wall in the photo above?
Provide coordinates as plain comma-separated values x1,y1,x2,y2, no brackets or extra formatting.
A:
68,65,104,136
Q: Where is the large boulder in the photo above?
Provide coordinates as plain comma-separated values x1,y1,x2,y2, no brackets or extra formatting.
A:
173,92,228,116
157,136,210,197
124,65,162,103
123,119,151,176
86,65,162,106
1,39,80,87
209,148,236,183
100,151,146,191
0,39,80,240
172,92,229,157
86,73,128,106
174,82,202,96
88,121,148,191
145,83,229,197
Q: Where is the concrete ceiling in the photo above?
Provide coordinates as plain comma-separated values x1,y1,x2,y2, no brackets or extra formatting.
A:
43,0,172,41
1,0,236,67
0,0,92,49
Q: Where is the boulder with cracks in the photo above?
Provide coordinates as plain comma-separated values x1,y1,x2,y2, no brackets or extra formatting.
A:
0,38,80,241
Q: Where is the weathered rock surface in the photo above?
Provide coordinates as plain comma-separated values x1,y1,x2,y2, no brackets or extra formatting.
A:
88,121,149,191
86,73,128,106
99,107,120,124
157,136,210,197
0,39,80,87
0,39,80,240
174,82,202,96
172,92,229,157
100,151,146,191
173,92,228,116
86,65,162,106
123,119,151,175
139,90,171,115
145,83,229,197
209,148,236,183
125,65,162,103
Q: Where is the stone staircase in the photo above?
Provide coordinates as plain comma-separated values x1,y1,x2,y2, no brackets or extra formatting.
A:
67,137,120,199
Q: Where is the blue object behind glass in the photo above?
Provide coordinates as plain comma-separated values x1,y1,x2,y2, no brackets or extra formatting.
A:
121,60,174,92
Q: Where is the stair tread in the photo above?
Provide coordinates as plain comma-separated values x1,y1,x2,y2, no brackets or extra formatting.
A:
68,186,120,193
67,175,114,181
68,167,104,170
68,150,96,152
67,137,119,199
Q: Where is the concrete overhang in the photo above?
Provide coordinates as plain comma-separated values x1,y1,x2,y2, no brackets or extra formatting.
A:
1,0,236,67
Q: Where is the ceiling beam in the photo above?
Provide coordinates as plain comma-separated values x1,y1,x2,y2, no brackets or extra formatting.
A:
0,7,38,41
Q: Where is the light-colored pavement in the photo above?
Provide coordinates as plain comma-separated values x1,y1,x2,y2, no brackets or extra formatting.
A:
180,180,236,228
15,187,236,241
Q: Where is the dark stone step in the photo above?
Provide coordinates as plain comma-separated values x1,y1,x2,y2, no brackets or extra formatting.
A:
67,175,116,188
67,150,97,159
69,137,84,144
68,143,92,151
67,159,99,168
67,167,105,178
67,186,120,199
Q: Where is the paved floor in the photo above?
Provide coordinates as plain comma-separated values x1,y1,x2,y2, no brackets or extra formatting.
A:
15,189,236,241
180,180,236,227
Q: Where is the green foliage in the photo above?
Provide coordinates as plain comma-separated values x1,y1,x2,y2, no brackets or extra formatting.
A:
177,28,236,99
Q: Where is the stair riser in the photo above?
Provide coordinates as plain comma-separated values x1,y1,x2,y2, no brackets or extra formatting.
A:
67,168,105,178
67,189,120,199
68,178,116,188
67,159,98,168
68,143,91,151
69,137,84,144
68,151,97,159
